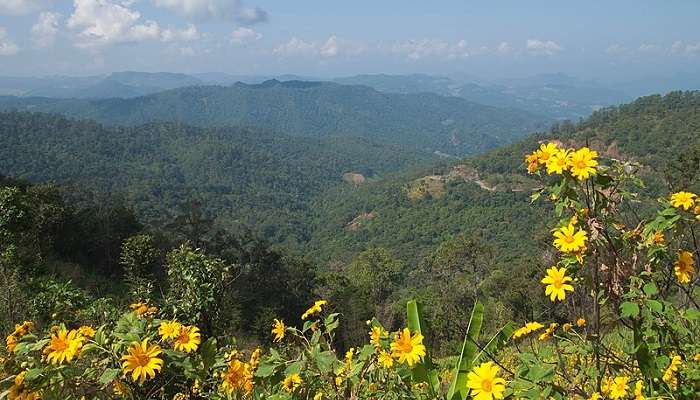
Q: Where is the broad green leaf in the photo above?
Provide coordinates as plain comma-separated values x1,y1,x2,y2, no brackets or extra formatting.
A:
200,337,217,371
642,282,658,296
447,301,484,400
406,300,440,396
620,302,640,318
99,368,121,385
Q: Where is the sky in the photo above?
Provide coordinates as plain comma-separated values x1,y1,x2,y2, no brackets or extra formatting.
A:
1,0,700,81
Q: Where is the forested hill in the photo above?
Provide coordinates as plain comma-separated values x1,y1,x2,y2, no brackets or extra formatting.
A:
0,112,440,246
0,80,549,156
307,91,700,264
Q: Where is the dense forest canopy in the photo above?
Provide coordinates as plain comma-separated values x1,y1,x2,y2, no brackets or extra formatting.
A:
0,80,549,156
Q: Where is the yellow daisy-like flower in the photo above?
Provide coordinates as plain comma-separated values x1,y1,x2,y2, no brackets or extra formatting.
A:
313,391,324,400
634,380,645,400
670,191,697,210
301,300,327,320
390,328,426,367
652,231,665,245
466,361,506,400
369,326,385,348
576,318,586,327
512,322,544,340
567,147,598,180
608,376,629,399
589,392,602,400
562,323,573,333
78,325,96,338
674,250,696,284
173,325,201,353
158,320,182,341
663,354,682,387
282,374,302,393
43,328,83,365
377,350,394,368
538,323,558,341
121,339,164,384
525,152,539,174
536,143,558,165
546,149,570,175
130,302,157,317
553,223,588,253
220,359,251,394
271,319,286,342
541,267,574,302
6,334,18,353
13,321,34,337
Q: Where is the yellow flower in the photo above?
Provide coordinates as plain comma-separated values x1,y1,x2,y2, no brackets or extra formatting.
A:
663,355,682,387
282,374,302,393
12,321,34,337
43,328,83,365
121,339,164,383
526,152,539,174
541,267,574,302
553,223,588,253
173,325,201,353
652,231,665,245
158,320,182,341
6,334,18,353
670,191,697,210
369,326,384,348
674,250,696,284
562,323,572,332
538,323,558,341
249,348,262,371
567,147,598,180
378,350,394,368
301,300,327,320
576,318,586,327
536,143,558,165
589,392,602,400
220,359,251,394
466,361,506,400
634,380,645,400
694,353,700,362
130,302,157,317
313,391,324,400
78,325,96,338
271,318,286,342
390,328,426,367
546,149,570,175
8,371,40,400
608,376,629,399
512,322,544,340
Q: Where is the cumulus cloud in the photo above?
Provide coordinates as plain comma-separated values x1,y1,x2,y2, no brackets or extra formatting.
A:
230,26,261,45
272,35,364,58
272,37,316,55
162,24,200,42
391,39,469,60
683,42,700,56
67,0,200,49
496,41,512,54
526,39,562,56
153,0,267,24
0,0,47,16
32,11,61,47
638,43,660,53
67,0,161,48
0,28,19,56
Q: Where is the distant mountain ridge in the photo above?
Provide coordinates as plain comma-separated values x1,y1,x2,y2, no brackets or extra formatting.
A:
0,80,549,156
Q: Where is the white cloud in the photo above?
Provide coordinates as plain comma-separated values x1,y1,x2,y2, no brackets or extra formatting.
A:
0,28,19,56
230,26,261,45
685,42,700,56
638,43,660,53
179,46,195,56
526,39,562,56
67,0,161,48
496,41,512,54
671,40,684,54
319,35,338,57
0,0,47,15
32,11,61,47
272,37,316,55
152,0,267,24
392,39,469,60
162,24,200,42
605,44,629,55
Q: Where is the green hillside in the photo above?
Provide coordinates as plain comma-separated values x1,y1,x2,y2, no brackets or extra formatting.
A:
0,112,439,246
0,80,548,156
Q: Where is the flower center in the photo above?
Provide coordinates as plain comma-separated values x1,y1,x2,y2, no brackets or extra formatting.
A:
563,234,575,244
134,351,151,367
552,277,563,289
481,378,493,392
397,339,413,354
53,338,69,352
573,159,586,169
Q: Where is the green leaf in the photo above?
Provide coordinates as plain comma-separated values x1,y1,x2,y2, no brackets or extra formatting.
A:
99,368,121,385
255,360,278,378
642,282,658,296
200,337,217,371
447,301,484,400
406,300,440,396
23,368,42,382
646,300,663,314
620,302,640,318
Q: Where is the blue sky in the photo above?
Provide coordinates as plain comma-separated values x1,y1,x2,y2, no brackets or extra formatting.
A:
1,0,699,80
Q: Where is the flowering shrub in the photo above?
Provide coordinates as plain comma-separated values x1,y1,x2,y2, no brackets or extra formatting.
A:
1,142,699,399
